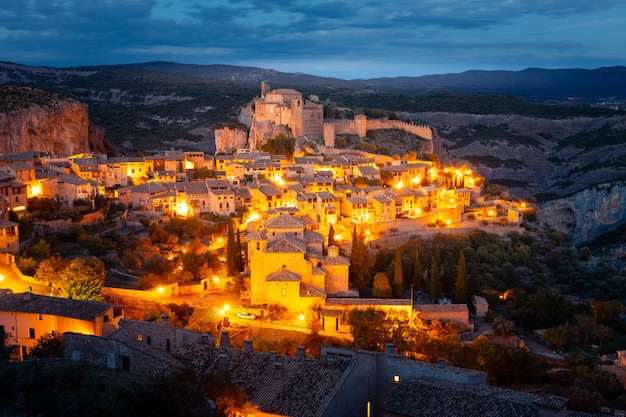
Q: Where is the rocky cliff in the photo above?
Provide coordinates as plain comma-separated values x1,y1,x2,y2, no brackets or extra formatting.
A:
539,181,626,245
214,124,248,154
0,85,105,155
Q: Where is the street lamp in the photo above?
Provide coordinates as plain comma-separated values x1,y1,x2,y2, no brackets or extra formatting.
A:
222,304,230,329
158,286,164,304
299,314,305,333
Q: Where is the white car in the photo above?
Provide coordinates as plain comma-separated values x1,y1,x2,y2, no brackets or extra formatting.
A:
237,311,256,320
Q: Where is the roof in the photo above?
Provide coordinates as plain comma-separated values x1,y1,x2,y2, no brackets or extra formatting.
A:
383,377,569,417
414,304,469,313
173,343,354,417
323,254,350,266
300,282,326,297
473,295,489,305
325,298,411,306
266,269,302,282
266,234,306,253
265,213,306,229
0,293,115,321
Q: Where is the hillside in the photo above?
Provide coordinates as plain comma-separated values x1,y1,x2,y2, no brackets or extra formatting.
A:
2,61,626,200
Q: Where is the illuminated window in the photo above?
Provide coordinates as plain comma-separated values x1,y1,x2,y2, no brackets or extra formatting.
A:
393,375,400,384
281,288,286,297
137,334,143,341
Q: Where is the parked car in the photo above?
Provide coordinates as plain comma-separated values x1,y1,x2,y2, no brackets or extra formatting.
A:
237,311,256,320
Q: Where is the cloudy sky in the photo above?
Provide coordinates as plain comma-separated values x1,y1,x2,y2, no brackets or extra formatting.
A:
1,0,625,79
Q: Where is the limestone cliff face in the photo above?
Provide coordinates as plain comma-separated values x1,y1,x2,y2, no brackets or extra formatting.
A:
539,181,626,245
0,86,104,155
249,121,291,150
214,125,248,153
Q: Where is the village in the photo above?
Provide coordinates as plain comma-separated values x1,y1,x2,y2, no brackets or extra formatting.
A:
2,84,604,417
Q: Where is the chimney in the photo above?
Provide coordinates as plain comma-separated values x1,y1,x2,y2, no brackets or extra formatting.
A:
274,362,284,379
438,358,445,367
160,313,169,325
245,339,253,353
218,354,229,371
220,330,231,348
269,350,277,362
327,358,336,369
385,343,395,355
297,346,306,359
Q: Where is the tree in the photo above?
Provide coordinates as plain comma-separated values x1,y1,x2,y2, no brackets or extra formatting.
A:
0,327,15,361
347,307,389,351
193,166,214,180
429,257,440,301
349,226,371,288
412,248,422,290
235,229,244,272
34,256,70,295
328,224,336,247
30,331,64,359
373,272,392,298
454,250,467,304
60,258,106,300
226,220,238,276
393,246,404,297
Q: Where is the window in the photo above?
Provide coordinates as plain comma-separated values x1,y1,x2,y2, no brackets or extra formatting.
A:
137,334,143,341
393,375,400,384
113,308,123,318
281,288,286,297
256,242,260,250
29,328,35,339
38,314,43,320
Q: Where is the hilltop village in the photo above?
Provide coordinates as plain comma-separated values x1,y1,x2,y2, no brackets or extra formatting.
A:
2,84,612,417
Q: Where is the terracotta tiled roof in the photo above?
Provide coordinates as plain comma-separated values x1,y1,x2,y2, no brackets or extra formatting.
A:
173,344,354,417
323,254,350,266
266,234,306,253
383,377,542,417
300,282,326,297
325,298,411,306
303,228,324,243
266,269,301,282
265,213,306,229
0,293,115,321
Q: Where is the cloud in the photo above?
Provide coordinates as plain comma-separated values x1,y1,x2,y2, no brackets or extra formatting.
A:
0,0,624,78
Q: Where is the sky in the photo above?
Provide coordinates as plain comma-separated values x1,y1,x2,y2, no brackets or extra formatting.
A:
1,0,625,79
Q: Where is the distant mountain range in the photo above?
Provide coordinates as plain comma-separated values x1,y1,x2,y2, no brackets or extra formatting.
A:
133,62,626,104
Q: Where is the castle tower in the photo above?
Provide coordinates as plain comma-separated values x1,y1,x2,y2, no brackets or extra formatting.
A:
355,114,367,138
324,123,336,147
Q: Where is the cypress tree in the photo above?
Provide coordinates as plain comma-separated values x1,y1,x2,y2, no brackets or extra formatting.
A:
412,248,422,290
393,246,404,297
429,256,440,302
226,220,237,276
349,225,371,288
235,228,244,272
328,224,336,247
454,250,467,304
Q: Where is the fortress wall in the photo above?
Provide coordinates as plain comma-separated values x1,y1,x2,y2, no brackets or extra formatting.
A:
365,119,432,140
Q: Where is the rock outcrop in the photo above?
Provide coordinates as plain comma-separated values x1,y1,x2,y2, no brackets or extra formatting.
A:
249,121,291,150
539,181,626,245
214,124,248,154
0,85,104,155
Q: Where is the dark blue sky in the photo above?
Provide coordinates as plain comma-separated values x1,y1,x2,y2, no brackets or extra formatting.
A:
1,0,625,79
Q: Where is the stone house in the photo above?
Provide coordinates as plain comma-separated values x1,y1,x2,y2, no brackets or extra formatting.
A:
39,172,99,206
109,318,216,353
63,332,183,377
246,213,350,310
0,292,123,360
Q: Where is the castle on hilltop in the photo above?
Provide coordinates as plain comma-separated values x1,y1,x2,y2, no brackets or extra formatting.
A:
241,83,434,154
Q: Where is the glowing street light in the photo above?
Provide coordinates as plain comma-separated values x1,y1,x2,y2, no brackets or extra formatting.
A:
157,286,164,304
299,314,305,333
222,304,230,329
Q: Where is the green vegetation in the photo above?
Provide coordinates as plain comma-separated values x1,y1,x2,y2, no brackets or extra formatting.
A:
260,134,296,160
